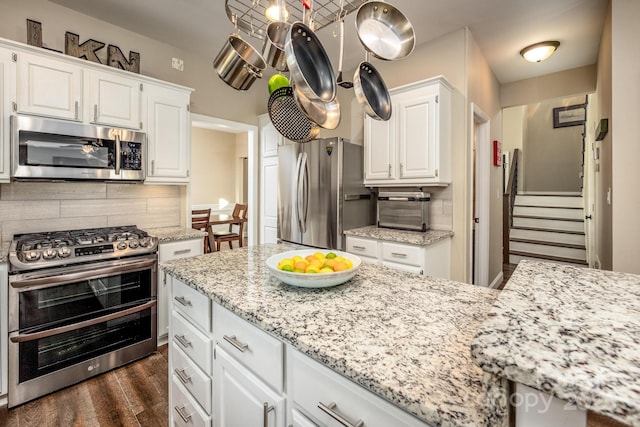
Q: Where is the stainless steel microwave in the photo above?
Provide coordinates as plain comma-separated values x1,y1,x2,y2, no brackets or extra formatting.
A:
11,115,146,182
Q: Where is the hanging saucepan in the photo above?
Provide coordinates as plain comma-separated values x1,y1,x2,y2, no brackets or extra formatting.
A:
353,55,392,121
355,1,416,61
268,86,320,143
214,34,266,91
262,22,290,72
285,21,337,103
293,83,341,130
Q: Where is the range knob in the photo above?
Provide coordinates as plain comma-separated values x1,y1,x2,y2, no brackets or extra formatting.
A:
43,248,57,260
117,242,128,250
58,246,72,258
24,251,41,262
128,240,139,249
139,237,150,247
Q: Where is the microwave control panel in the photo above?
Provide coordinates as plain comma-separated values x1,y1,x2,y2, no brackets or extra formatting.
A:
121,142,143,170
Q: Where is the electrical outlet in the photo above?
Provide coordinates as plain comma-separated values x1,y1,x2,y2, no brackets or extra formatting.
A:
171,57,184,71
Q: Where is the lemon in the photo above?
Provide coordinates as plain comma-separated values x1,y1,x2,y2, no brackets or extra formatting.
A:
344,260,353,269
306,266,319,274
319,267,334,274
281,264,294,272
313,252,325,260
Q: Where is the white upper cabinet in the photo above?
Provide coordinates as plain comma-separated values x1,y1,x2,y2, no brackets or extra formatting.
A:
0,47,16,183
142,84,191,183
16,51,83,121
364,76,452,186
87,70,141,129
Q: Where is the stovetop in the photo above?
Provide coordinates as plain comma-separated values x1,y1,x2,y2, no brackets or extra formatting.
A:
9,225,158,272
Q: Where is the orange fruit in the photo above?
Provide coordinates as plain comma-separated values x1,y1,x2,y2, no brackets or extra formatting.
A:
294,260,309,271
305,255,316,263
333,262,349,272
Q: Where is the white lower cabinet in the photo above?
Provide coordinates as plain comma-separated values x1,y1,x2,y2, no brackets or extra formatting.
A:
215,346,285,427
0,262,7,404
158,238,203,341
345,235,451,279
172,376,211,427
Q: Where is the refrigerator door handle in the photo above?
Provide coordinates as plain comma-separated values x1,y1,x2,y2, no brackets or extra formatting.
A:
301,152,309,233
296,152,305,233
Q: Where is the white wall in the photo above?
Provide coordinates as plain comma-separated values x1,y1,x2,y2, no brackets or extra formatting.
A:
503,106,525,192
190,127,237,207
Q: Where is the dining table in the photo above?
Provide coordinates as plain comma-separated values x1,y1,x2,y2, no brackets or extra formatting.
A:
207,214,248,251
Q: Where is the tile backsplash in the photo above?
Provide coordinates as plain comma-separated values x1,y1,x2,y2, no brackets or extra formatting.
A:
0,182,185,241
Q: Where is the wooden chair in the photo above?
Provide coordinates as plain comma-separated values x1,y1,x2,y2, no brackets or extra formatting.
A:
191,208,214,253
213,204,248,251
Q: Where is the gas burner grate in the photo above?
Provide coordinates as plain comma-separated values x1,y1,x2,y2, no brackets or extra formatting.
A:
225,0,368,39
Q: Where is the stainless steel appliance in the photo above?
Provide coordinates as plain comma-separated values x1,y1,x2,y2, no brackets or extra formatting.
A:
377,191,430,231
278,137,373,250
12,115,146,181
7,226,158,408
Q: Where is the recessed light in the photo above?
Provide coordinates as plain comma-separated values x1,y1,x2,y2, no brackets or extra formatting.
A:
520,41,560,63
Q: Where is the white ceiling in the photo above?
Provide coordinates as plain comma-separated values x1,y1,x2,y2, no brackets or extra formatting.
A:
49,0,607,84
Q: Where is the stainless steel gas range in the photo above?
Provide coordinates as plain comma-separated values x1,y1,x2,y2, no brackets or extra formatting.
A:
7,225,159,408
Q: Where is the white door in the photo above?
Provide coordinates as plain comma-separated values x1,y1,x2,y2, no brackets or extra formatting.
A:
215,346,285,427
16,52,82,121
397,90,438,180
471,104,490,286
88,70,141,129
364,115,395,181
259,116,281,244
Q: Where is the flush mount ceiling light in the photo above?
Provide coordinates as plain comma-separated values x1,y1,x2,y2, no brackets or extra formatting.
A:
520,41,560,63
265,0,290,22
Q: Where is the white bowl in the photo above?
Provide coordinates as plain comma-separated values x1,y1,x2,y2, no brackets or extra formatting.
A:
266,249,361,288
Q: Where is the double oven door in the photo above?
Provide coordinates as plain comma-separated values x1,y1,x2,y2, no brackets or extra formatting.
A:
8,254,157,408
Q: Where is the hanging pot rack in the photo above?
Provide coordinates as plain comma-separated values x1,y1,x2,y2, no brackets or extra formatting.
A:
225,0,368,39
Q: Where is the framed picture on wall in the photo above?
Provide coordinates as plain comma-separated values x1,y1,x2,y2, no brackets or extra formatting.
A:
553,104,586,128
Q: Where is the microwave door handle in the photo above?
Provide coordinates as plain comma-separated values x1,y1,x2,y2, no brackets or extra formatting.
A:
115,134,121,175
295,152,304,233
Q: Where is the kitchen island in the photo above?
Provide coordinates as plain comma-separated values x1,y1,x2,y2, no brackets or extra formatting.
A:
161,243,506,427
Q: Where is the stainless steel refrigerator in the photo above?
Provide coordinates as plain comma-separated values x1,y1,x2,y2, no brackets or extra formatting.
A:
278,137,374,250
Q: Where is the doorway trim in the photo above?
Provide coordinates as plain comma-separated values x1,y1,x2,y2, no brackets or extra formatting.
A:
469,103,490,286
190,113,259,246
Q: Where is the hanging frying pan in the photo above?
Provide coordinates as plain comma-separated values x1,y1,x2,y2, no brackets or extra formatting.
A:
355,1,415,61
353,57,391,121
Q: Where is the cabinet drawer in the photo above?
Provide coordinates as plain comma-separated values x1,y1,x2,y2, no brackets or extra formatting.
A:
291,409,319,427
172,277,210,333
381,242,423,267
171,376,211,427
346,237,378,258
172,343,212,414
214,304,284,393
172,311,212,375
159,239,203,262
288,347,431,427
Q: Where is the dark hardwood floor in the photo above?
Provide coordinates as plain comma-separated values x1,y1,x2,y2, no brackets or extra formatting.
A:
1,345,168,427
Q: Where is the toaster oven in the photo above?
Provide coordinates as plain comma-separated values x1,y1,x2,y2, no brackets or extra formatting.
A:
377,191,430,232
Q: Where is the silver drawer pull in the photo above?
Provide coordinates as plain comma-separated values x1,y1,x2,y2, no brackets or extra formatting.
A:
391,252,408,258
174,249,192,256
174,404,193,423
174,368,192,384
174,334,192,348
263,402,274,427
352,245,366,250
174,296,191,306
318,401,364,427
223,335,249,353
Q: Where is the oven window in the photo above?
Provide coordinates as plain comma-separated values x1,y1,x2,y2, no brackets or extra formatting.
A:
19,131,115,169
19,269,153,330
18,308,152,383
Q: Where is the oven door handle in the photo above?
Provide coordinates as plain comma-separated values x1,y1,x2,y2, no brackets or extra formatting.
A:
10,257,157,289
10,300,156,343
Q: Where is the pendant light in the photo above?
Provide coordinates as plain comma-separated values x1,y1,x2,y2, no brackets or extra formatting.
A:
265,0,290,22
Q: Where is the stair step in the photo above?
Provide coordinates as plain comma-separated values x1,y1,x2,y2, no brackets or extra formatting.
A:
510,251,588,266
511,226,585,236
512,216,585,233
509,237,585,250
513,206,584,220
510,228,585,246
510,241,586,260
515,194,583,208
513,214,583,222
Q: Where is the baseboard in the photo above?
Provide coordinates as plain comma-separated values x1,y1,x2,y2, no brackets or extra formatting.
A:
489,271,504,289
0,394,7,408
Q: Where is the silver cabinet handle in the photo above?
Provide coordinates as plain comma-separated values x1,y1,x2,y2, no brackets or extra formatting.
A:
94,104,98,122
352,245,366,250
174,405,192,423
391,252,408,258
223,335,249,353
318,402,364,427
174,334,192,348
174,249,192,256
263,402,274,427
74,101,79,120
174,296,191,306
174,368,192,385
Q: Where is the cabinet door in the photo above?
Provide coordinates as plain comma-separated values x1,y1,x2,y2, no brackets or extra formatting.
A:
144,84,191,183
260,156,279,244
88,70,141,129
16,52,82,121
0,48,16,182
215,346,285,427
396,87,438,180
364,114,395,181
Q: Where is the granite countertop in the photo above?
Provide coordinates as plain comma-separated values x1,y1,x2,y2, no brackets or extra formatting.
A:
0,241,9,263
143,226,206,243
471,260,640,426
161,244,505,427
344,225,453,246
